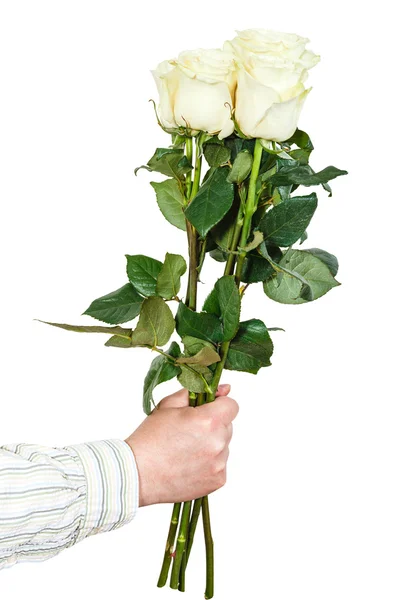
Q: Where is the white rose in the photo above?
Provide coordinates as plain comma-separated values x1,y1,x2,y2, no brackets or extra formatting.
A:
152,49,236,140
152,49,236,139
224,29,320,141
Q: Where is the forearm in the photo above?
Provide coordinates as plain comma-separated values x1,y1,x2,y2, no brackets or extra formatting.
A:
0,439,138,570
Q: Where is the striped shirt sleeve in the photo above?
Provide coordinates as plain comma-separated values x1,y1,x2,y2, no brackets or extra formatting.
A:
0,439,139,571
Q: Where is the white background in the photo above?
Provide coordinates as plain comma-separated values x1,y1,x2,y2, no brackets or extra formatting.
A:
0,1,398,599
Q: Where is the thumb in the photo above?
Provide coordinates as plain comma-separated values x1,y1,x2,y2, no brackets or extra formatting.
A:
215,383,231,397
157,388,189,410
157,384,231,411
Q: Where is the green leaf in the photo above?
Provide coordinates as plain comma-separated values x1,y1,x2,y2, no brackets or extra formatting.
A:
225,137,255,161
83,283,143,325
240,230,264,252
226,319,273,374
202,288,220,316
126,254,163,297
306,248,339,277
270,185,291,206
209,248,228,263
258,193,318,247
185,167,234,237
217,277,241,341
138,148,192,180
210,197,240,251
178,364,212,393
131,297,175,347
177,346,221,367
203,276,240,342
143,342,181,415
260,244,313,300
105,335,132,348
176,302,223,344
260,140,292,159
269,165,348,188
227,151,253,183
241,246,283,284
204,142,231,167
38,320,132,338
263,249,340,304
150,179,186,231
181,336,217,356
156,253,187,300
284,129,314,152
289,148,312,165
299,231,308,245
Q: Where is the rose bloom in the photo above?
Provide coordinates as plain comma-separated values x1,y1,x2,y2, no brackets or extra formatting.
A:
224,29,320,141
152,49,236,139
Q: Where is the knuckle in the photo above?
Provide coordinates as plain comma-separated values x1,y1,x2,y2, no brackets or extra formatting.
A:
227,397,239,418
208,435,225,457
211,457,226,477
217,469,227,488
200,414,214,431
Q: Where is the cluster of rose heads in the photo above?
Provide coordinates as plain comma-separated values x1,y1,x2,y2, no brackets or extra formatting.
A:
152,28,319,142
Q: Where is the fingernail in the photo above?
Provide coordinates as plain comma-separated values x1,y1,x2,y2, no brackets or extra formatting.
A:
218,383,230,392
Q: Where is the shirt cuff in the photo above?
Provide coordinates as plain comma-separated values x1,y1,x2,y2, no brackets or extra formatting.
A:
65,439,139,543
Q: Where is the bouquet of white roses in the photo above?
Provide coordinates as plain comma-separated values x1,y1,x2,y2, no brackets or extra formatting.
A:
42,28,347,598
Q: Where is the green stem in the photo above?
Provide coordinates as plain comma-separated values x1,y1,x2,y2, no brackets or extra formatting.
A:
186,224,199,310
235,138,264,284
224,218,243,276
157,502,182,587
185,498,203,562
205,140,264,404
158,137,200,591
170,501,192,589
185,139,202,309
206,341,230,403
190,144,202,203
202,496,214,599
185,137,193,199
189,391,197,407
171,138,204,591
199,141,264,597
223,184,246,277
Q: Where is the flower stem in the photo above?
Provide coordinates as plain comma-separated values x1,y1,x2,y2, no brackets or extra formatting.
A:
202,496,214,599
157,502,182,588
185,137,193,199
185,498,202,562
158,137,202,591
170,500,192,589
185,139,202,309
190,140,264,597
224,218,243,276
186,223,199,310
235,138,263,284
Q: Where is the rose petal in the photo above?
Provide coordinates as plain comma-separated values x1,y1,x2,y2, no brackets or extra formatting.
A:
254,88,311,142
235,68,280,138
173,71,233,135
151,60,178,129
218,118,235,140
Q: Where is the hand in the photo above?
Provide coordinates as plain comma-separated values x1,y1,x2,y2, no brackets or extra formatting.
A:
125,385,239,507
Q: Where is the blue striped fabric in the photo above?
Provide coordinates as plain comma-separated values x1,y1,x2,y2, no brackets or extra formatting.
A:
0,439,139,570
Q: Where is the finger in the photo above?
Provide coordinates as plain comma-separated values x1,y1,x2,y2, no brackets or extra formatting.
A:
225,423,233,443
218,446,230,464
197,396,239,426
216,383,231,397
157,388,189,410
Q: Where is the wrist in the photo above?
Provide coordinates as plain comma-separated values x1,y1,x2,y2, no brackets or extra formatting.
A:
125,436,158,507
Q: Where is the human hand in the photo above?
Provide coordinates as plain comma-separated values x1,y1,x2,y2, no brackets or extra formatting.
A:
125,385,239,507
